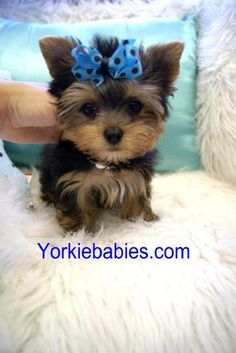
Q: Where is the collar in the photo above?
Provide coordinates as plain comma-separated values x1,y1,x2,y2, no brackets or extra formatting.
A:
93,161,122,172
88,149,157,172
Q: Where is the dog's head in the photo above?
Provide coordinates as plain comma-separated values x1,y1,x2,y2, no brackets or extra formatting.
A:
40,36,183,164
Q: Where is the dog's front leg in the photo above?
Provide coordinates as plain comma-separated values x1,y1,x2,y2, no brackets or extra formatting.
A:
79,190,100,234
119,193,143,221
56,194,99,234
56,207,83,232
139,181,159,222
141,196,159,222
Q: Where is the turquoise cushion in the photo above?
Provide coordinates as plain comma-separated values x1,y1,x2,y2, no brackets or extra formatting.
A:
0,17,201,172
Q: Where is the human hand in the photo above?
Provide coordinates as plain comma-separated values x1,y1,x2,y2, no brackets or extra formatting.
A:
0,81,60,143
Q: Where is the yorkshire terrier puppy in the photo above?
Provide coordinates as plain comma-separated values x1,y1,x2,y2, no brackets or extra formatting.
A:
39,35,183,233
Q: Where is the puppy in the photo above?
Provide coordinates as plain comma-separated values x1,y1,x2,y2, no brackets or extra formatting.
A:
39,36,183,233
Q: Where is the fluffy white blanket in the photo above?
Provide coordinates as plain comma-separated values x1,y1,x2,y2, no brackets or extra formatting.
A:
0,170,235,353
0,0,201,23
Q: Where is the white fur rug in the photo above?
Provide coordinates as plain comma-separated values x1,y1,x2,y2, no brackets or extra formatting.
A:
0,170,236,353
196,0,236,186
0,0,202,23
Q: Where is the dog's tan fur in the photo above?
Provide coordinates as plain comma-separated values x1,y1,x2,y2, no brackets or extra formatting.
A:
59,81,165,164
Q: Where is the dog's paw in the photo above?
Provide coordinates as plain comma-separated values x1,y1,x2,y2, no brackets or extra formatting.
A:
143,211,159,222
83,222,101,235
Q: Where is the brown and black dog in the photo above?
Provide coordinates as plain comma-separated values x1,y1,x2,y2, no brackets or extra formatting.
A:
39,35,183,233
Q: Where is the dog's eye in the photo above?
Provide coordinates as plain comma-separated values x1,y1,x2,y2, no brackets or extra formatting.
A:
81,103,97,116
128,100,143,114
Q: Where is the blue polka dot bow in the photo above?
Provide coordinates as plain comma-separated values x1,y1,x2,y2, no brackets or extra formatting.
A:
71,39,142,86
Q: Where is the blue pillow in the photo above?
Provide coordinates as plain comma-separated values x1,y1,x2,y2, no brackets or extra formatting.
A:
0,17,201,172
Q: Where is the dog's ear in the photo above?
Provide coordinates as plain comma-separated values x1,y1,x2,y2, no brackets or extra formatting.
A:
139,42,184,96
39,36,78,96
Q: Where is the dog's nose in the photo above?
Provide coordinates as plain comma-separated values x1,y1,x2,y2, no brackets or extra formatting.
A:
104,127,123,144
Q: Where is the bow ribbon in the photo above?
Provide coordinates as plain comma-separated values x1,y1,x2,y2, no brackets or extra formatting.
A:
71,39,142,86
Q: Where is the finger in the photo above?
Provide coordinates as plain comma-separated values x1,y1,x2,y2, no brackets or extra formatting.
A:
0,81,58,128
0,126,61,144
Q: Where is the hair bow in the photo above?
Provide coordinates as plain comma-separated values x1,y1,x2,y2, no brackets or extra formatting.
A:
71,39,142,86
